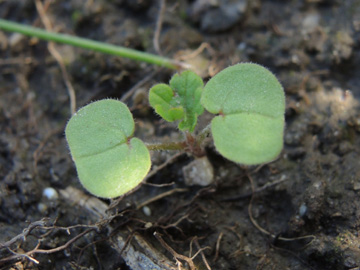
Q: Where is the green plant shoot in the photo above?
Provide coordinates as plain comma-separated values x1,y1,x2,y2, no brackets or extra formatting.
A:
201,63,285,164
149,70,204,132
65,63,285,198
0,19,286,197
65,99,151,198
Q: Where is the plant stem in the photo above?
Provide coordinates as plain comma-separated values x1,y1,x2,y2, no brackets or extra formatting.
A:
0,19,186,70
146,141,186,151
184,131,205,157
196,123,212,145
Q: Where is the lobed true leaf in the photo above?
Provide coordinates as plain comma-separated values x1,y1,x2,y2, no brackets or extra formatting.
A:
149,70,204,132
149,83,184,122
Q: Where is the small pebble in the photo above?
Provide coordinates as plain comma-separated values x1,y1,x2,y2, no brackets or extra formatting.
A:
299,203,307,217
144,222,152,229
43,187,59,200
142,206,151,216
353,182,360,191
37,203,48,214
9,33,25,47
183,156,214,186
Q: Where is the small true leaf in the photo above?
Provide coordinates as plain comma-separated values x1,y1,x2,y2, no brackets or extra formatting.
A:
148,83,184,122
149,70,204,132
201,63,285,165
65,99,151,198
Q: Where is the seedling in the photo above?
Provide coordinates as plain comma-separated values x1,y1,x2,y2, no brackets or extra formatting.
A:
65,63,285,198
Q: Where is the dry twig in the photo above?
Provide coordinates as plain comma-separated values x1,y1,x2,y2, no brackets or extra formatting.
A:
247,174,315,242
35,0,76,115
193,237,211,270
213,232,223,263
0,220,97,266
154,231,196,270
0,219,49,250
144,152,186,183
121,69,158,103
220,174,288,202
136,188,188,210
153,0,166,55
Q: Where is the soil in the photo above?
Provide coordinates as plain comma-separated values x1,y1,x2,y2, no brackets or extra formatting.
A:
1,0,360,269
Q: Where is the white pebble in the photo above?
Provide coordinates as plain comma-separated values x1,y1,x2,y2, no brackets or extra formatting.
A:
142,206,151,216
43,187,59,200
183,156,214,186
299,203,307,217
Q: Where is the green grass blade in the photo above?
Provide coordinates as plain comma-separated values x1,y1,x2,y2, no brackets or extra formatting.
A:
0,18,180,69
